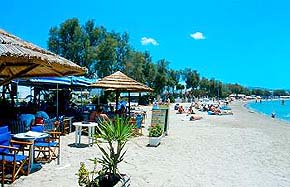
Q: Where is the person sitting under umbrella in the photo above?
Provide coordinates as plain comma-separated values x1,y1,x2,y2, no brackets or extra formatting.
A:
90,107,110,122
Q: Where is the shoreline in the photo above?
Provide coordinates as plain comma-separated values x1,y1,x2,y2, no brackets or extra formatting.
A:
243,99,290,126
12,101,290,187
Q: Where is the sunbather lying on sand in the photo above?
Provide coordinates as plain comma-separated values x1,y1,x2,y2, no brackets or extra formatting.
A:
177,105,185,114
190,115,203,121
187,105,195,115
219,110,233,115
209,105,221,115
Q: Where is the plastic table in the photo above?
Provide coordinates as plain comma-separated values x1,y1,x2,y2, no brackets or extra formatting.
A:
73,122,98,146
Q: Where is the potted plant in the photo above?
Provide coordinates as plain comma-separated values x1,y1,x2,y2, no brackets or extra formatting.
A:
148,124,163,147
77,117,133,187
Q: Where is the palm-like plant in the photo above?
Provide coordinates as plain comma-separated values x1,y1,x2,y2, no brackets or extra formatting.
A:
96,117,133,178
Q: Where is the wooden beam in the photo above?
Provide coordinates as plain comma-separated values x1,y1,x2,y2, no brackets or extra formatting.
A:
0,64,39,85
7,67,13,77
50,68,64,76
0,63,6,74
0,62,35,67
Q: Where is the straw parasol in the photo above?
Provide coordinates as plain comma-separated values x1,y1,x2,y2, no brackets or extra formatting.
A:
90,71,153,92
0,29,87,85
90,71,153,111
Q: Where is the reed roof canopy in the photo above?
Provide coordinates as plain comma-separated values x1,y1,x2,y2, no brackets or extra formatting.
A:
0,29,87,85
90,71,153,92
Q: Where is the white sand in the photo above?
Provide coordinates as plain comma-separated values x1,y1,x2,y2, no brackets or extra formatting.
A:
12,101,290,187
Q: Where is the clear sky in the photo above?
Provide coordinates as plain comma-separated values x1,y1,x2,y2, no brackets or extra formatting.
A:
1,0,290,89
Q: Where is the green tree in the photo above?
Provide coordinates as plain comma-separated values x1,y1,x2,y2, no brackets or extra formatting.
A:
47,26,60,54
199,77,209,97
59,18,85,66
176,84,185,90
143,51,157,88
215,80,223,98
47,18,275,99
221,84,231,98
115,32,130,72
154,59,169,94
95,33,118,77
208,78,216,97
124,51,146,83
264,90,272,97
184,68,200,90
47,19,131,78
82,21,107,77
167,69,180,93
48,18,84,65
273,89,289,96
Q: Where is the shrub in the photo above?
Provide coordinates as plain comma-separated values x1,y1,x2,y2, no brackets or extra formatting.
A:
76,160,102,187
148,124,163,137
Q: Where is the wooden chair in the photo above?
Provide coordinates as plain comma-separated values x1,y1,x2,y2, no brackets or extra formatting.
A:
129,118,137,136
31,126,61,165
62,118,70,135
129,116,144,136
0,132,32,185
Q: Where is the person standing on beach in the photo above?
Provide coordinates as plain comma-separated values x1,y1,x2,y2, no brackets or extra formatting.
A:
167,97,170,105
271,112,276,118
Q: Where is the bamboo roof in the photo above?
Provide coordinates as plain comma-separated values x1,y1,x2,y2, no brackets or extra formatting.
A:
90,71,153,92
0,29,87,85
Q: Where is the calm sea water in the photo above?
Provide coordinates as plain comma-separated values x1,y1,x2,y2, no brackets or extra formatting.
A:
246,100,290,122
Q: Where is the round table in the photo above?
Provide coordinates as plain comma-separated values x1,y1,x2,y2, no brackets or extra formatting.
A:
13,131,50,173
73,122,98,146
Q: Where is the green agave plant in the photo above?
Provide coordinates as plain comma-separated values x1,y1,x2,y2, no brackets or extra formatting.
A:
96,117,133,177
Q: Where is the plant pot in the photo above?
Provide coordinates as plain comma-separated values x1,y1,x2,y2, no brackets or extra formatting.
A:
114,174,130,187
97,173,130,187
149,136,162,147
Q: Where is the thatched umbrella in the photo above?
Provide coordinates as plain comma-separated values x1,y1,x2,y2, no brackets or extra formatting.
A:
90,71,153,112
0,29,87,85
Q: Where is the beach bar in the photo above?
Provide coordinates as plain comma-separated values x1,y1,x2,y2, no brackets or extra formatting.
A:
0,28,87,185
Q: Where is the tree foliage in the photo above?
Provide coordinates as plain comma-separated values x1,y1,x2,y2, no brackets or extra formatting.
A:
47,18,288,98
184,68,200,90
273,89,289,96
154,59,169,94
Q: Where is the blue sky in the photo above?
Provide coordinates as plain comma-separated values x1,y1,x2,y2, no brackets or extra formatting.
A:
1,0,290,89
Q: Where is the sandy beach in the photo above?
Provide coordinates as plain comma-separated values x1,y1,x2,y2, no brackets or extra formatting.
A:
12,101,290,187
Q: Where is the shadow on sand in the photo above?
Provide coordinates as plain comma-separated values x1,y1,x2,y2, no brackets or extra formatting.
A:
67,143,91,148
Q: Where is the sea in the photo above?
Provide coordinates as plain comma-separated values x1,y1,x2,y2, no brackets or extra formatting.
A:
246,99,290,122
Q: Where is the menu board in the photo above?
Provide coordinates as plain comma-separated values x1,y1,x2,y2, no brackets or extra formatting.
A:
151,108,169,135
151,109,167,127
